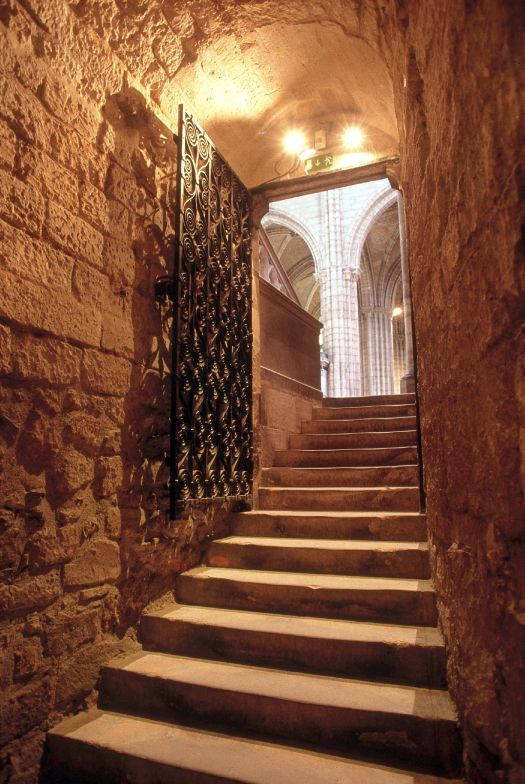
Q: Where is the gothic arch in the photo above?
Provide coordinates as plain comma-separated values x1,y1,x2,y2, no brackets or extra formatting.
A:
344,185,398,267
263,208,323,274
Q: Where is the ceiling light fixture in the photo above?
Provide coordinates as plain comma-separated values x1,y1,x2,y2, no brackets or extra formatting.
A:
343,126,364,149
283,130,306,155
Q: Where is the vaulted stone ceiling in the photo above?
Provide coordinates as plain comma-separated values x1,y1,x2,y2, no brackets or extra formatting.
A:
67,0,398,186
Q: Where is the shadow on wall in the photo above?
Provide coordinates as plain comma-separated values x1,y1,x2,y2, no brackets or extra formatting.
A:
102,88,230,629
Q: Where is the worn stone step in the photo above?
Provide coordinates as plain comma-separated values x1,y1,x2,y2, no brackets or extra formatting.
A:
274,445,418,467
313,403,416,420
258,485,420,512
231,510,428,541
176,567,437,625
98,654,460,774
261,465,419,488
323,393,416,407
45,709,462,784
302,416,417,433
207,537,430,578
290,430,418,450
140,604,446,687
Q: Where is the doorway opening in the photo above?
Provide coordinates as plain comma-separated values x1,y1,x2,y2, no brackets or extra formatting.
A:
258,178,415,399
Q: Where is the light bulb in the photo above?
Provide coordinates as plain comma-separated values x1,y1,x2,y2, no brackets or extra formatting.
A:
283,130,306,155
343,126,364,149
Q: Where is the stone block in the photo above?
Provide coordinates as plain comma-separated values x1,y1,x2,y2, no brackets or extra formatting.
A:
0,678,55,746
45,607,101,657
106,198,133,242
51,446,93,501
105,506,122,538
79,585,110,605
55,489,95,528
37,72,76,121
0,218,74,290
62,411,113,457
102,237,137,285
0,171,44,236
12,334,82,386
101,305,135,357
63,539,120,589
152,25,184,78
0,571,61,618
72,261,108,313
0,323,12,375
0,121,16,172
37,152,79,213
106,163,142,212
46,200,104,268
81,349,132,396
0,78,38,145
13,638,44,681
101,429,122,456
94,456,123,498
26,523,80,571
0,510,25,571
54,638,118,708
80,181,109,232
0,268,102,347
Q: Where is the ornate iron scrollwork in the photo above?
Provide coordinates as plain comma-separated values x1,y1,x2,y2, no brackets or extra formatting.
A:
170,105,252,512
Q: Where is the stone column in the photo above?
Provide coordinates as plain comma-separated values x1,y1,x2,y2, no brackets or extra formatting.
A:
360,306,394,395
317,266,362,398
396,192,415,392
341,267,362,397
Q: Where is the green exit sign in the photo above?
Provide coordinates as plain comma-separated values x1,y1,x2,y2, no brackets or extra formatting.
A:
305,153,334,173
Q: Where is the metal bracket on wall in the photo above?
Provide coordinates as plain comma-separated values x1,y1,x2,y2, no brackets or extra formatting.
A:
154,275,176,303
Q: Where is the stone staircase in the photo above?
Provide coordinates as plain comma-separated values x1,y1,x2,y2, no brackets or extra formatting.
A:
44,393,463,783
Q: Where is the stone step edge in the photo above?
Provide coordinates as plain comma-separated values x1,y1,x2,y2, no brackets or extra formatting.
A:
142,603,443,647
101,652,456,723
46,709,463,784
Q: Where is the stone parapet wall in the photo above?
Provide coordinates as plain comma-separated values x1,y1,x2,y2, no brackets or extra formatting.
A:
257,278,322,471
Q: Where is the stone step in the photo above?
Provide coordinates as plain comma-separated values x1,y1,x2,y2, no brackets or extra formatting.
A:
176,567,437,625
313,403,416,420
323,393,416,407
231,510,428,541
258,485,420,512
98,654,460,774
45,709,463,784
302,415,417,433
290,430,418,450
140,603,446,687
207,537,430,578
261,465,419,488
274,445,418,467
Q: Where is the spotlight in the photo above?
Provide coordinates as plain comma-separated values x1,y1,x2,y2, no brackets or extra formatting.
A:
283,130,306,155
343,126,364,149
392,306,403,318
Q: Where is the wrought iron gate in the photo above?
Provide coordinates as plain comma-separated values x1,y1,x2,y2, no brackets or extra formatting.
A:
170,105,252,513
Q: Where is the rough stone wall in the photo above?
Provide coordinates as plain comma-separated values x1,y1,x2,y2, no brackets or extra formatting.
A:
382,2,525,781
0,4,230,782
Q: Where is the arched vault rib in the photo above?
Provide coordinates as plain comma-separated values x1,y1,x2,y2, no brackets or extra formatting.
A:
263,209,323,274
344,185,398,267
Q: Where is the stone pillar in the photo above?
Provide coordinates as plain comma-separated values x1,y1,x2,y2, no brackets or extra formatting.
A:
361,306,394,395
320,351,330,396
396,191,415,392
318,266,362,398
341,267,362,397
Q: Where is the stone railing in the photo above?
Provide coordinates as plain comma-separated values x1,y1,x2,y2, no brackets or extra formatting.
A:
258,227,300,304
